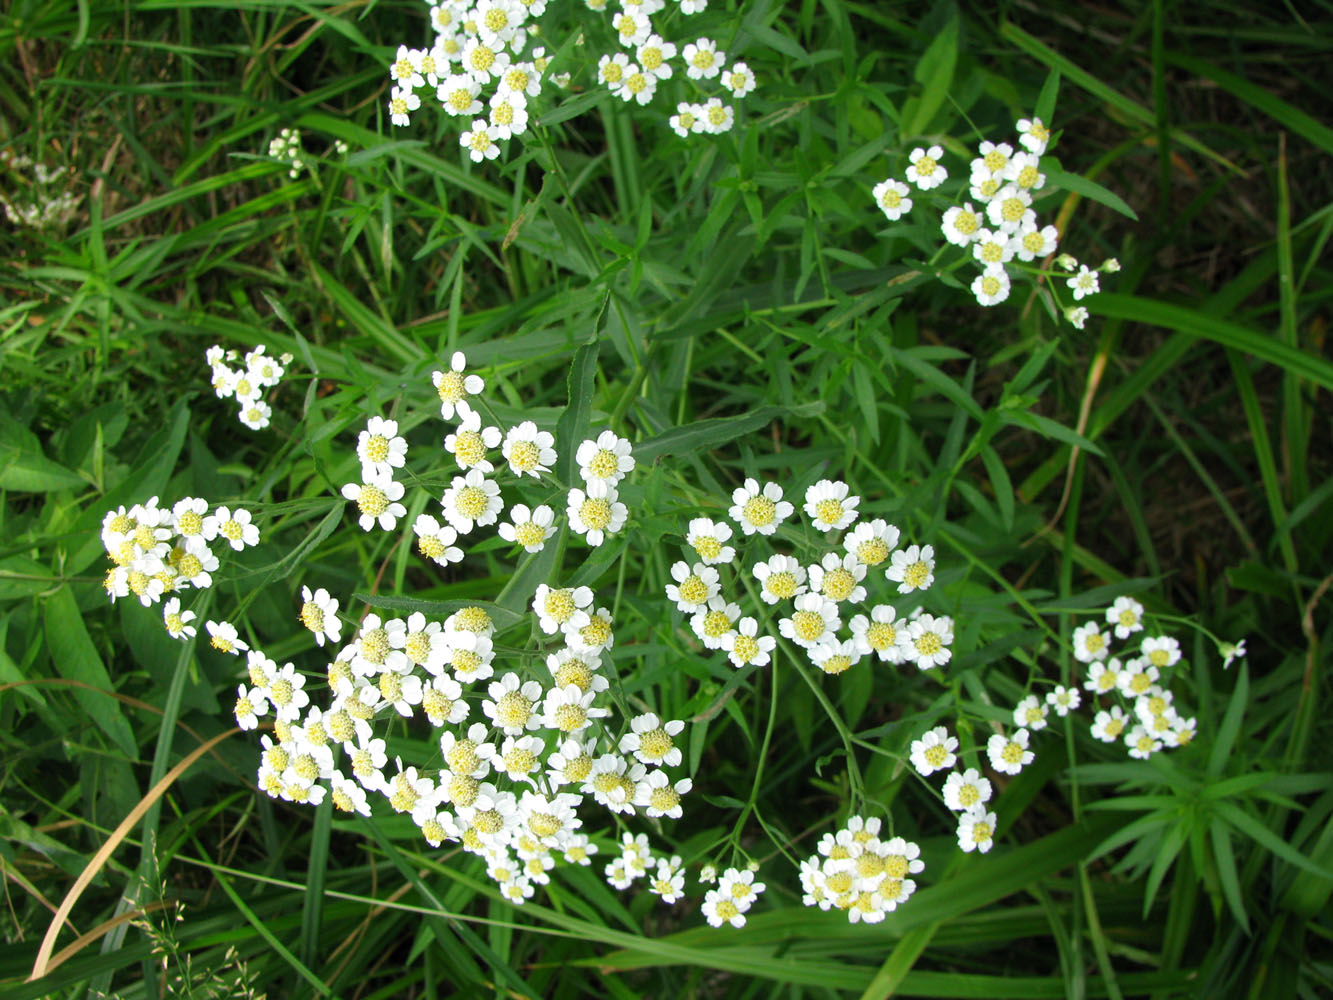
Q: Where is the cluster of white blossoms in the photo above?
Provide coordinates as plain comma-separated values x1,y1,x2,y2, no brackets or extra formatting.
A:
1073,596,1201,759
670,477,951,678
206,344,291,431
699,864,766,927
591,0,756,137
798,816,923,924
386,0,568,160
872,116,1119,323
99,495,260,645
907,724,1003,855
265,129,349,179
0,149,82,230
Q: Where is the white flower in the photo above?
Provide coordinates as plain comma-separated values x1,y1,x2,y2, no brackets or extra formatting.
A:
1072,621,1110,663
942,768,992,812
501,421,555,477
648,857,686,903
905,145,946,190
162,598,197,639
634,770,692,819
809,552,867,604
702,888,747,928
1105,596,1145,639
389,44,425,89
388,86,421,127
899,614,953,669
298,586,342,646
567,480,628,546
498,503,557,552
1141,634,1181,670
669,101,705,137
691,596,741,650
1015,116,1051,155
971,265,1011,307
1220,638,1247,670
1125,725,1162,760
1066,306,1089,329
779,593,840,650
975,140,1014,176
483,672,544,735
1084,657,1124,695
1013,220,1058,262
684,517,735,565
722,61,756,97
1067,265,1100,300
661,561,720,617
476,0,523,46
752,553,807,605
1091,706,1129,743
885,543,935,593
541,684,607,734
598,52,632,87
985,185,1035,233
1012,694,1049,731
498,61,542,98
460,118,501,163
413,513,464,566
440,468,503,533
582,753,642,814
941,203,983,246
237,400,271,431
432,352,484,420
341,470,407,531
207,506,259,551
909,726,958,776
445,407,502,472
957,808,997,853
614,64,657,105
843,518,900,567
532,584,593,636
388,612,448,675
438,74,483,117
809,637,861,675
357,416,408,478
682,37,722,80
720,617,776,668
443,629,496,685
619,713,685,767
421,673,469,726
1004,150,1045,190
233,684,268,730
330,772,372,816
206,619,249,656
972,228,1015,268
462,38,510,83
265,663,310,723
1046,684,1081,716
636,35,676,79
986,729,1033,775
804,479,860,531
872,178,912,221
612,10,651,46
729,478,793,536
848,605,904,663
576,430,635,485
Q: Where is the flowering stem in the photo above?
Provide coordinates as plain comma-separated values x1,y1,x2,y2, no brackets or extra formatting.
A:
729,658,780,845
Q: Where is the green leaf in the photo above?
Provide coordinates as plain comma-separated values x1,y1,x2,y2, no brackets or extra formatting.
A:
555,332,602,485
902,17,958,137
635,402,824,466
1209,818,1250,934
1047,168,1139,221
43,586,136,758
0,414,86,492
1215,800,1333,880
1207,660,1247,779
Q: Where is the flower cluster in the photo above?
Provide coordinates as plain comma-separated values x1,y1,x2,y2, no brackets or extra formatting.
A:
700,865,766,927
0,149,82,230
671,477,950,678
99,495,260,643
799,816,923,924
267,128,308,179
206,344,290,431
1074,597,1199,757
872,116,1117,323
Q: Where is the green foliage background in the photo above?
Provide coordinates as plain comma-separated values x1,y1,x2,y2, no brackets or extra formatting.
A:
1,0,1331,996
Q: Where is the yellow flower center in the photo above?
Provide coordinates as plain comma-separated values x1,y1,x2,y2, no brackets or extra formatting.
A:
508,439,539,470
580,616,613,648
958,783,979,807
691,49,714,71
981,275,1002,296
1001,197,1026,223
327,710,355,743
453,430,486,466
793,610,825,642
766,571,797,599
469,45,495,74
451,648,482,676
357,485,388,517
422,688,453,723
268,678,293,707
825,871,854,895
554,660,592,691
292,753,319,783
177,511,203,535
821,654,853,675
484,8,508,31
220,519,243,542
389,775,418,813
602,62,625,85
495,691,531,729
447,89,474,113
1023,230,1047,254
981,241,1004,264
419,535,446,559
554,703,587,732
856,853,885,879
626,72,647,94
983,149,1006,172
1000,741,1024,765
234,695,253,719
822,568,856,601
815,498,844,525
915,632,942,656
702,609,732,638
732,633,760,663
364,434,389,463
393,58,414,80
264,745,290,772
1148,649,1170,668
971,821,993,844
359,629,389,666
955,211,980,235
455,607,491,633
544,589,576,623
300,601,324,632
579,497,613,530
447,739,479,774
327,660,351,691
1024,707,1044,725
881,188,902,210
133,524,159,550
1017,165,1040,189
437,369,466,402
455,485,488,518
903,559,931,589
641,48,662,71
588,448,619,478
649,786,680,813
615,14,637,39
469,129,491,154
1130,673,1153,694
924,744,948,766
1119,609,1139,628
404,631,432,665
504,747,537,775
678,575,708,606
977,177,1000,198
677,111,696,130
856,539,889,565
692,535,722,561
707,105,727,127
165,612,184,634
530,813,561,838
562,753,593,783
914,155,937,177
379,670,403,703
505,69,530,92
638,728,674,761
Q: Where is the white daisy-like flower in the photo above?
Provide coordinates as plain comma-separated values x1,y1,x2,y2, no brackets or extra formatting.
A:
388,86,421,128
729,478,794,536
941,203,983,247
1117,660,1161,698
720,617,776,668
1125,725,1162,761
682,37,722,80
476,0,523,46
899,613,954,669
498,503,557,552
636,34,676,79
233,684,268,730
206,619,249,656
357,417,408,479
779,593,840,649
942,768,992,812
985,184,1035,233
909,726,958,776
412,513,464,567
972,228,1015,268
389,44,425,88
1003,150,1045,190
872,178,913,221
460,117,501,162
1068,265,1100,300
1106,596,1145,639
1012,694,1049,731
298,586,342,646
648,856,686,903
684,517,735,565
170,497,213,552
974,140,1014,176
665,561,720,613
848,605,904,663
576,430,635,485
1013,220,1059,262
669,101,705,137
957,807,997,854
437,73,483,117
635,771,692,819
843,518,900,568
752,553,807,605
443,629,496,685
1140,634,1182,670
971,265,1012,307
1072,621,1110,663
207,506,260,551
582,753,643,815
567,480,628,547
330,771,372,816
498,734,546,784
905,145,947,190
445,407,502,472
388,612,447,675
341,470,407,532
804,479,860,531
1084,657,1124,695
432,352,484,421
598,51,632,87
721,61,756,97
886,543,935,593
1046,684,1081,716
546,736,597,789
1091,705,1129,743
487,90,529,140
172,544,218,589
698,98,735,134
986,728,1034,775
531,583,594,636
541,684,608,734
265,663,310,724
612,9,651,46
421,673,469,727
808,552,867,604
483,672,544,735
162,597,197,640
1015,116,1051,155
440,468,503,533
808,637,861,676
619,713,685,767
501,421,555,477
1066,305,1090,329
462,38,510,84
691,596,742,650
